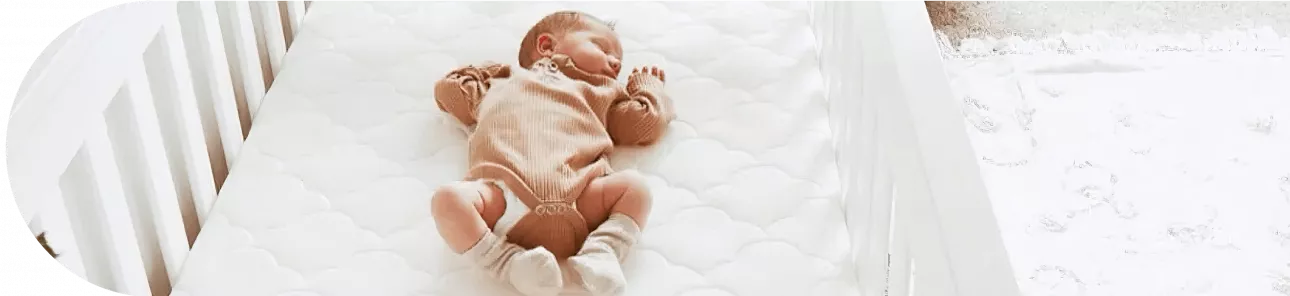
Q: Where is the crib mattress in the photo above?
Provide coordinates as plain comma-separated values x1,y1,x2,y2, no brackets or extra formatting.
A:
169,2,856,295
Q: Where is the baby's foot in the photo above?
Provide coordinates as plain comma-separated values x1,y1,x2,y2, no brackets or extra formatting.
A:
507,247,564,296
464,233,563,296
568,213,642,295
633,66,666,82
626,66,666,94
568,251,627,295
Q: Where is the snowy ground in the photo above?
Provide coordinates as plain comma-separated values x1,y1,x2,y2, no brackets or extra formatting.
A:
928,1,1290,44
929,2,1290,296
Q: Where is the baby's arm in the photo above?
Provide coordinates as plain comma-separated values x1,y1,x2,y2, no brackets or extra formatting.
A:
434,62,511,127
607,66,675,146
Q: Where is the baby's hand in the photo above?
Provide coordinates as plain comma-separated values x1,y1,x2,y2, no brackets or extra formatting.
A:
445,62,511,87
476,62,511,79
626,66,665,93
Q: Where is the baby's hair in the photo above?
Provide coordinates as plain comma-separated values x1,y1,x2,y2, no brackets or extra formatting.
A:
518,10,616,69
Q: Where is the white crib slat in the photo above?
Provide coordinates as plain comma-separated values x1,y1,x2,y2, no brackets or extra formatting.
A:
284,1,306,37
887,186,913,296
124,60,190,284
858,3,956,294
37,184,88,279
865,152,895,295
851,2,1022,296
84,120,151,296
253,1,288,77
818,3,896,295
154,6,219,226
217,1,267,124
185,1,244,173
892,4,1019,296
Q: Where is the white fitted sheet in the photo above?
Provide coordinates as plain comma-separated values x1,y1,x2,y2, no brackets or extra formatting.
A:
170,2,856,295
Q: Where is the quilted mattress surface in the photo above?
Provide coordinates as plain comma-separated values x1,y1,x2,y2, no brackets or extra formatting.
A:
170,2,857,296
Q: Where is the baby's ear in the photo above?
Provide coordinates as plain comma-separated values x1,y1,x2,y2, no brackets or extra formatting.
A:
536,33,557,56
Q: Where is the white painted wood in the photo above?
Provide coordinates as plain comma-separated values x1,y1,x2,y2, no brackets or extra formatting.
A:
810,3,896,295
865,154,895,296
11,2,310,294
6,32,110,184
151,5,220,229
7,8,104,279
123,59,190,285
83,119,151,296
216,1,267,128
178,1,243,179
284,1,307,38
888,187,912,296
812,2,1021,296
848,2,1023,296
60,148,118,291
37,184,88,279
252,1,288,78
7,7,123,289
103,80,172,296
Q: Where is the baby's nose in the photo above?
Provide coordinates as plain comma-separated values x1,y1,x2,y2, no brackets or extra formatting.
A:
608,59,621,73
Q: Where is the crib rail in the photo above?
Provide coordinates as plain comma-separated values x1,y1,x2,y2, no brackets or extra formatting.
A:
810,2,1022,296
8,2,308,295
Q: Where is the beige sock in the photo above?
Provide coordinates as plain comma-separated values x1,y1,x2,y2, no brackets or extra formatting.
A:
464,232,564,296
568,213,641,295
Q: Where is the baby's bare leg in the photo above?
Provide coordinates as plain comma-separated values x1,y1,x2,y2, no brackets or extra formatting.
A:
430,181,564,296
576,170,653,229
570,170,654,295
431,181,505,253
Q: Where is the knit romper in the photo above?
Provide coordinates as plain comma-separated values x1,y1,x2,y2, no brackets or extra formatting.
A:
434,54,674,258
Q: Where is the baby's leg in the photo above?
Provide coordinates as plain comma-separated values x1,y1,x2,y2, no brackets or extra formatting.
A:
569,170,654,295
431,180,505,253
430,181,563,296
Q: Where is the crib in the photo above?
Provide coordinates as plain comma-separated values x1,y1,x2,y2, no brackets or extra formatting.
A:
7,2,1021,296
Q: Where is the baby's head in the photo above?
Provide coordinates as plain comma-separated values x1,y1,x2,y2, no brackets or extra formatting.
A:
518,11,623,79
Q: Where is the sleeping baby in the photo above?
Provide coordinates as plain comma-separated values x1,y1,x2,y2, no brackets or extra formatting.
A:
429,10,673,296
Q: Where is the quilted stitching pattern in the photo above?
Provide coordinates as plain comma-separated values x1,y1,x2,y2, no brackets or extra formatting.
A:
170,2,856,296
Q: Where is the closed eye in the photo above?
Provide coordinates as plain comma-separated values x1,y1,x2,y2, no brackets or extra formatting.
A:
592,37,621,57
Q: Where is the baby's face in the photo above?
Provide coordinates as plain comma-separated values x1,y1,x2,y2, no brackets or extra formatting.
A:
551,21,623,79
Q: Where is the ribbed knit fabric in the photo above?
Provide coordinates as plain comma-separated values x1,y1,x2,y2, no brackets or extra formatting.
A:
434,54,674,259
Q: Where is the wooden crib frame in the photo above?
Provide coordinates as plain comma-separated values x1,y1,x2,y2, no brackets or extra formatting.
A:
7,2,1020,296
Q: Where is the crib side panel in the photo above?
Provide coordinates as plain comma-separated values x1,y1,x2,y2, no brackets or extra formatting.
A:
10,2,310,295
811,2,1023,296
808,3,894,296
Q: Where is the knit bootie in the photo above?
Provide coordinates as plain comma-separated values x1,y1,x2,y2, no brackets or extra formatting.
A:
463,232,564,296
568,213,642,295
